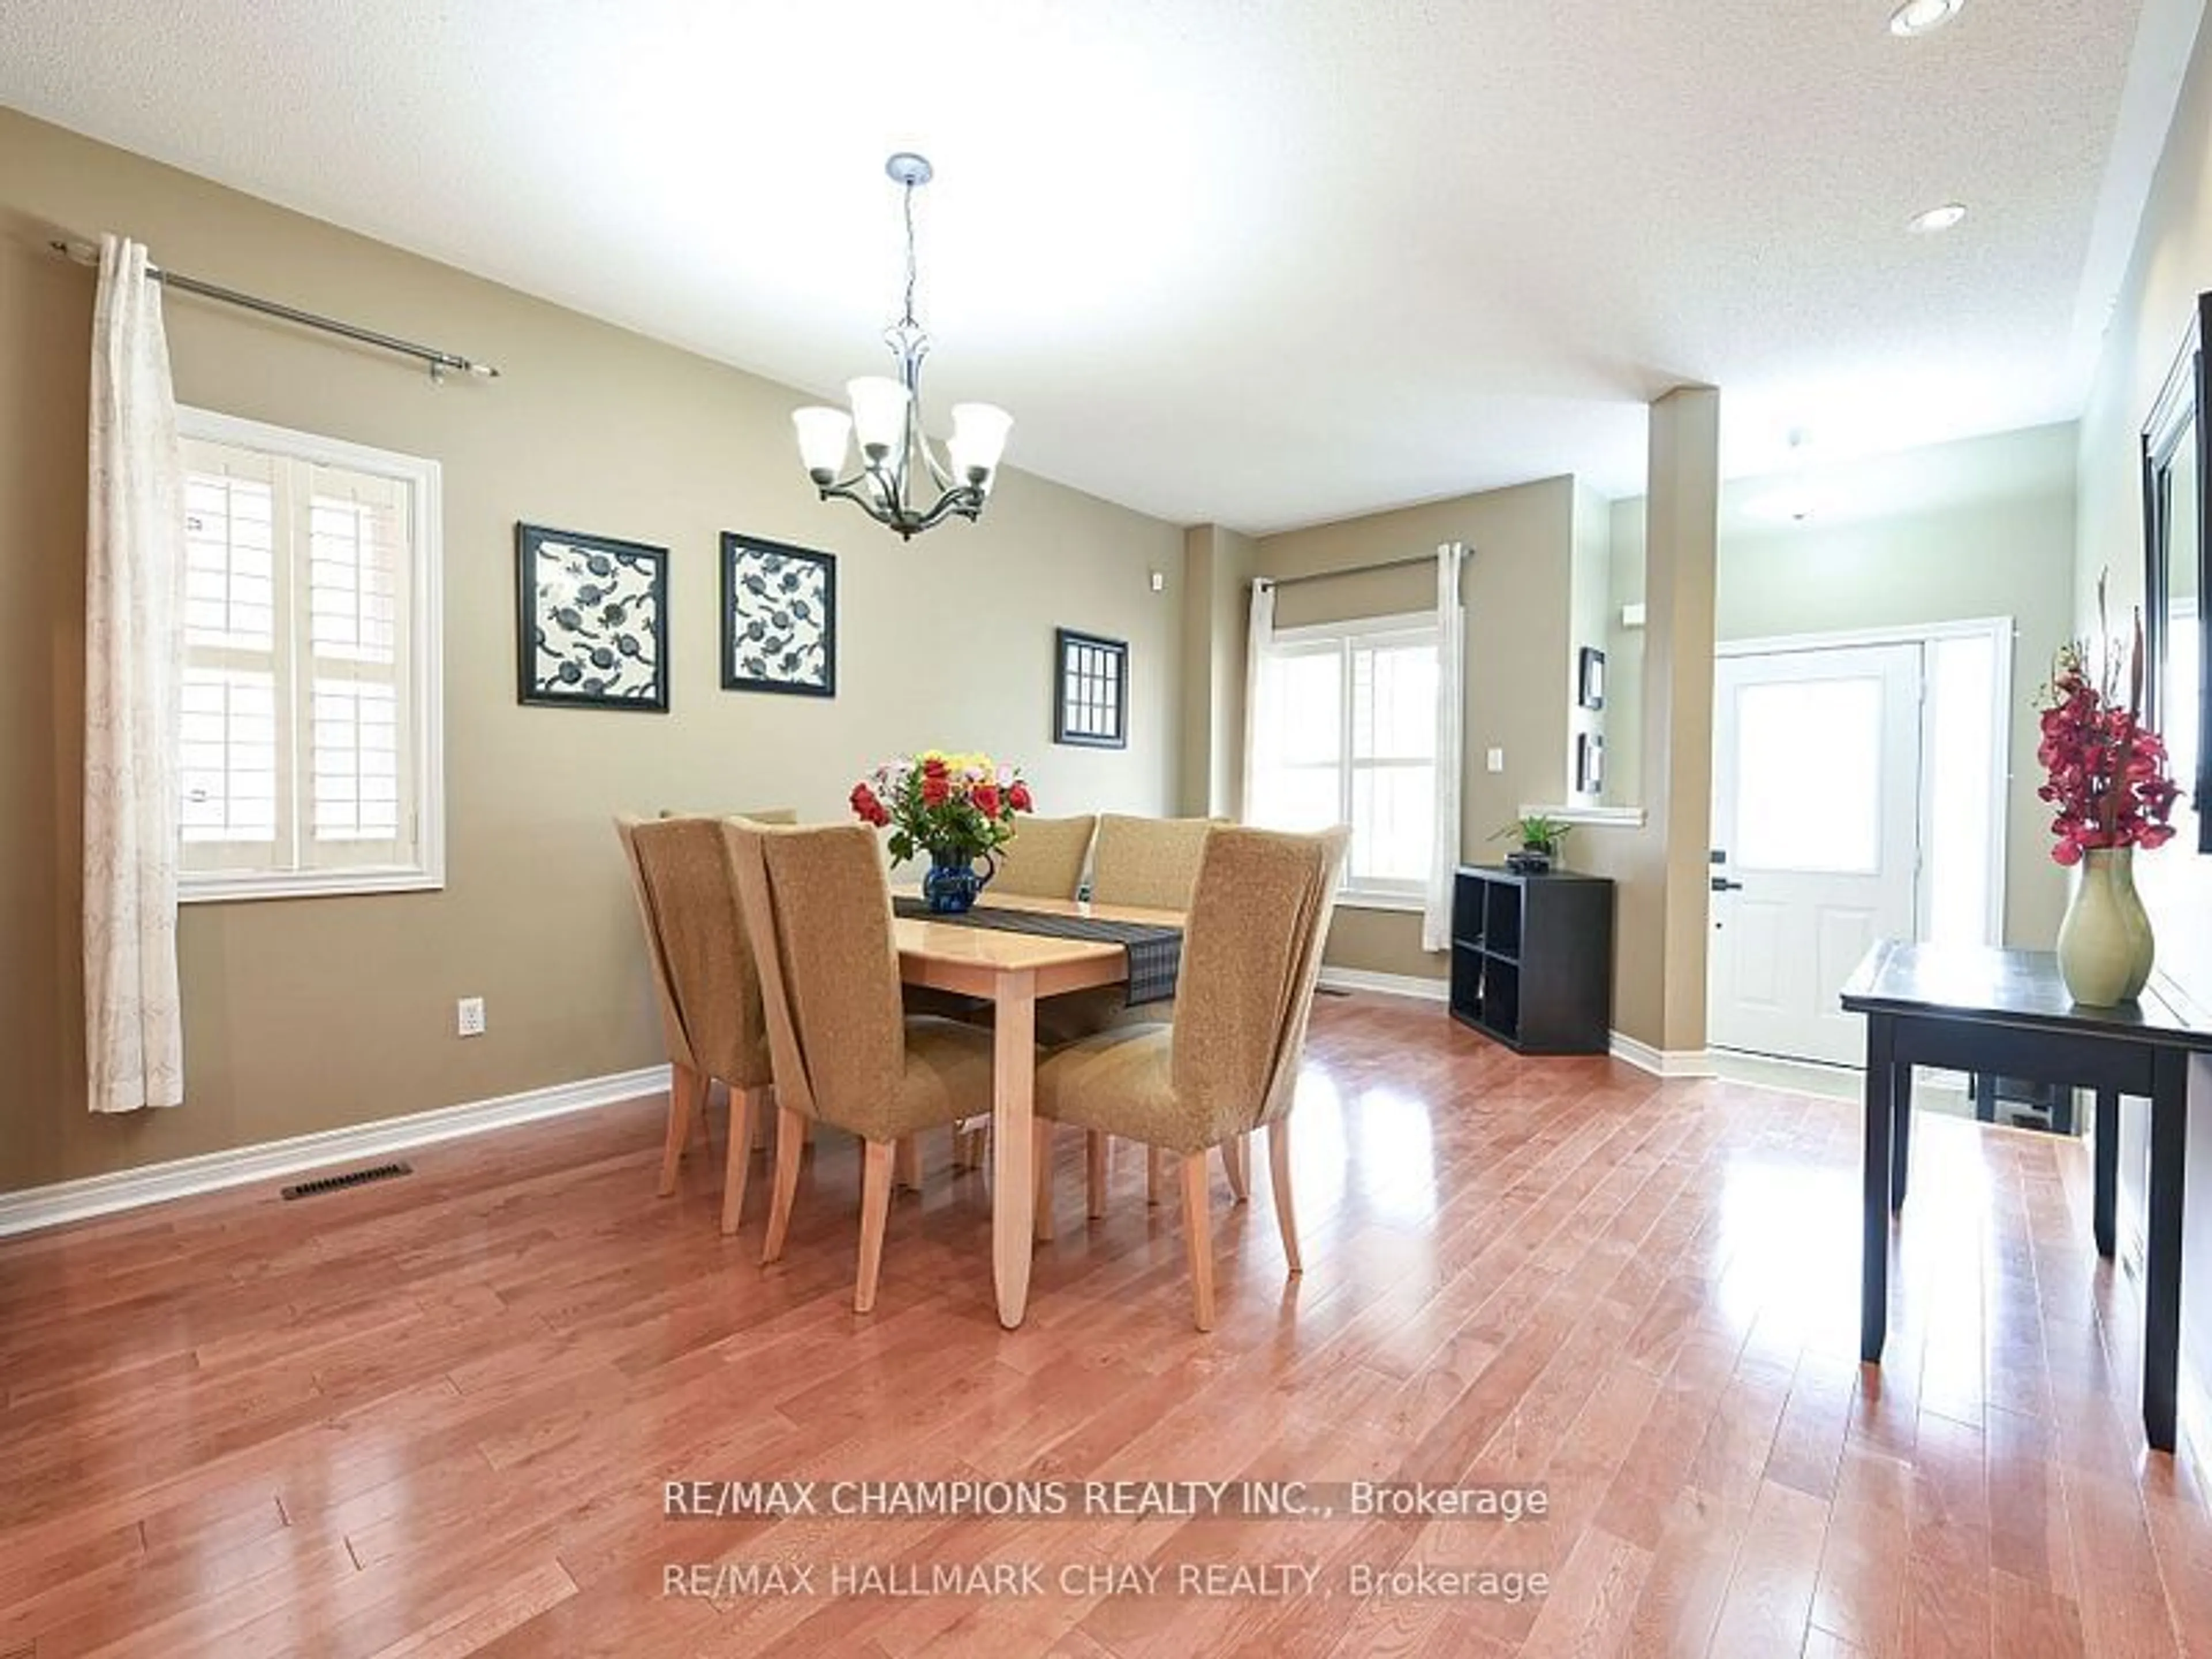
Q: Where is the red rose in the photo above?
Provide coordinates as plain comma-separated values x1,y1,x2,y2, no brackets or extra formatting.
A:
972,782,1001,817
922,756,949,778
921,774,950,808
849,782,890,828
1007,781,1033,813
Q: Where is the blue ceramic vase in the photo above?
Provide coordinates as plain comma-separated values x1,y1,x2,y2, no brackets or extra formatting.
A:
922,849,994,914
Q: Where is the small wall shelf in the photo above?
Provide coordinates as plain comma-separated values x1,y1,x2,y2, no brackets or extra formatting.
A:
1448,865,1614,1055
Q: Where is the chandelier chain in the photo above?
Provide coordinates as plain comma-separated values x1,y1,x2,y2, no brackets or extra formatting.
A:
901,178,920,331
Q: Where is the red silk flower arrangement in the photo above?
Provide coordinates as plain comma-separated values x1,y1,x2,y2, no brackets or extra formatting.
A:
2035,588,2180,866
849,750,1033,865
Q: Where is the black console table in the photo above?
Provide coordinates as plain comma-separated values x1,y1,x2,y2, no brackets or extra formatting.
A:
1840,941,2211,1453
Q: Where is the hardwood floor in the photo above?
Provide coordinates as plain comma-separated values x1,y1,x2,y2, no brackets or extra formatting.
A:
2,992,2207,1657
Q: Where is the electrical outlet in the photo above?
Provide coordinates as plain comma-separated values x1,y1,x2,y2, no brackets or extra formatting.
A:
456,997,486,1038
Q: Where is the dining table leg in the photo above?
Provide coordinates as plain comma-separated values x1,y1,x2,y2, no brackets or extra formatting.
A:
991,967,1039,1329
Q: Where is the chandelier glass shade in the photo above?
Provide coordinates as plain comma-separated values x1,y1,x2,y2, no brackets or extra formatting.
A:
792,154,1012,540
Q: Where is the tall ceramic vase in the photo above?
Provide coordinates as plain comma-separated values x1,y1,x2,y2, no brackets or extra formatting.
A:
2056,847,2156,1006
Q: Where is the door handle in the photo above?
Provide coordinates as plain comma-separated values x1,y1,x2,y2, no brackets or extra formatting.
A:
1711,877,1744,892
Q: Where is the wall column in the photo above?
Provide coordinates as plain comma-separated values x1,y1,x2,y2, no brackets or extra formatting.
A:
1644,386,1721,1054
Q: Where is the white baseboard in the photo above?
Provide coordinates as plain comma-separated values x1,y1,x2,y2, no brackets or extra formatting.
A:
1318,967,1450,1002
0,1063,672,1240
1608,1032,1716,1078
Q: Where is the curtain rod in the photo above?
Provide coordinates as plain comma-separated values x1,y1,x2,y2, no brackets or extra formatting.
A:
1255,545,1465,590
50,238,501,382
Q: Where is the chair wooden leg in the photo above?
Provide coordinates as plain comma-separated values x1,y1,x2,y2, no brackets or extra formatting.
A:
721,1086,767,1236
1268,1117,1301,1274
895,1135,923,1193
761,1107,808,1266
1086,1132,1108,1219
1180,1152,1215,1331
856,1140,895,1313
1033,1124,1056,1243
1222,1132,1251,1202
1147,1146,1166,1206
960,1122,990,1169
659,1063,706,1197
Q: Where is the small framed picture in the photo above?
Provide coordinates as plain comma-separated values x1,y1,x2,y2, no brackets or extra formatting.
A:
1577,731,1606,796
1578,646,1607,711
1055,627,1128,748
721,533,836,698
516,524,669,711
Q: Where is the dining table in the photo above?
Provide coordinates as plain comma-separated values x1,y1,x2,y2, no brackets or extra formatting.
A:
891,891,1185,1328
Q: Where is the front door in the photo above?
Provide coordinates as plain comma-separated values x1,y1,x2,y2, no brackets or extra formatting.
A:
1709,643,1924,1066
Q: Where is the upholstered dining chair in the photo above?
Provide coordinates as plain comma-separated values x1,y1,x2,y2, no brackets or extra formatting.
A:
1032,824,1349,1330
1050,812,1237,1199
724,820,999,1313
988,813,1097,900
615,809,793,1232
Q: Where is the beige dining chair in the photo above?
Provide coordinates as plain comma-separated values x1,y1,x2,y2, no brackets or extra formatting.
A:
1048,812,1237,1199
1033,824,1349,1330
724,820,999,1313
988,813,1097,900
615,809,793,1232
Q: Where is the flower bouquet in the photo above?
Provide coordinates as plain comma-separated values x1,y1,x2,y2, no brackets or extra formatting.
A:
850,751,1034,912
2034,584,2180,1003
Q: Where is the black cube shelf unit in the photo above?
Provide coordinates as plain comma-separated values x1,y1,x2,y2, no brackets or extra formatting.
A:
1449,865,1615,1055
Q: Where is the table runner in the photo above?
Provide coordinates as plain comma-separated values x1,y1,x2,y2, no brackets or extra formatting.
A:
892,899,1182,1006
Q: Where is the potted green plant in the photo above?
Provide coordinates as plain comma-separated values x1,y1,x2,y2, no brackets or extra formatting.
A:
1494,813,1572,874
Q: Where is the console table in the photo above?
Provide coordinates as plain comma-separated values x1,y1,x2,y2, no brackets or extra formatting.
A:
1840,941,2211,1453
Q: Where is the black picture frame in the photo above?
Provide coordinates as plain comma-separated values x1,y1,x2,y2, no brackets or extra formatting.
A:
2139,290,2212,855
515,523,669,711
721,532,837,698
1054,627,1128,748
1577,732,1605,796
1577,646,1607,711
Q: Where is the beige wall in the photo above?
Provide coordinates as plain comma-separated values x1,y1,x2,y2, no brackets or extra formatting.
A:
2070,4,2212,1413
1605,498,1648,807
0,109,1184,1194
1251,477,1578,979
1177,524,1255,817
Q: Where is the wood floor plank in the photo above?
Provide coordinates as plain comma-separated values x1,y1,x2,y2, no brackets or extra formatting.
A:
1,995,2207,1658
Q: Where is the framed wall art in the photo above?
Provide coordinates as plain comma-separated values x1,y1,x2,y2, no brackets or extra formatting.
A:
515,523,669,711
1577,645,1607,711
1576,731,1606,796
721,532,836,698
1054,627,1128,748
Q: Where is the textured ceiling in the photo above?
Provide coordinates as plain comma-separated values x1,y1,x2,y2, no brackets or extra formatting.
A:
0,1,2187,532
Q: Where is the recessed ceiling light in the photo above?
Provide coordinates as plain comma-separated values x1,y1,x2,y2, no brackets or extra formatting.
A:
1889,0,1964,37
1909,202,1969,234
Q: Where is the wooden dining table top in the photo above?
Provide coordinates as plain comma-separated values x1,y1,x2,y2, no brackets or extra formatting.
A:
891,891,1186,976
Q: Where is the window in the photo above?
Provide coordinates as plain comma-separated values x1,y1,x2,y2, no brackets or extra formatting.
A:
178,408,442,900
1248,613,1440,903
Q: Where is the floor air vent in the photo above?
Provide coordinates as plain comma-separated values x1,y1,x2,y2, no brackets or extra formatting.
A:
281,1161,413,1200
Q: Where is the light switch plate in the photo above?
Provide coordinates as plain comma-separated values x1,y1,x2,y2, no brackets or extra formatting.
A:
1486,748,1505,773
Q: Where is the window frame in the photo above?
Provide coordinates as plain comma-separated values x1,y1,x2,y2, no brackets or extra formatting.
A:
1253,609,1441,910
176,406,445,903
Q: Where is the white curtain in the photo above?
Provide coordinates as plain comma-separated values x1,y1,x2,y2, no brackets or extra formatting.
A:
1421,542,1468,952
84,235,187,1113
1238,578,1277,821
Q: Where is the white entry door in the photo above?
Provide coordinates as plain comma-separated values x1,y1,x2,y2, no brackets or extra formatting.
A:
1709,643,1924,1066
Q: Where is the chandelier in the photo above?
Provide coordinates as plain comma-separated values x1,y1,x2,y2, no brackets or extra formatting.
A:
792,154,1012,540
